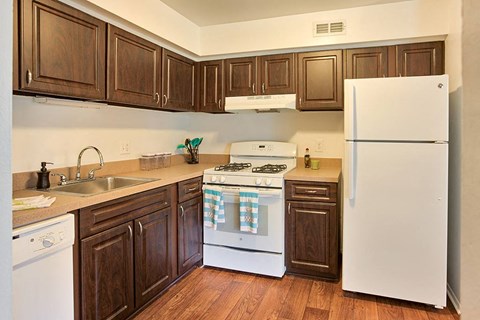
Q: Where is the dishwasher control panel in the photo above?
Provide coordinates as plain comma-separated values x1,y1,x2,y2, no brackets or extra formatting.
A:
12,214,74,267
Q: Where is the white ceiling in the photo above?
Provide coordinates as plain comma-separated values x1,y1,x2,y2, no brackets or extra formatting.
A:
160,0,412,26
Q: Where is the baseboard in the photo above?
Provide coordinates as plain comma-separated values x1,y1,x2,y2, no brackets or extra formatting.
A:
447,282,461,314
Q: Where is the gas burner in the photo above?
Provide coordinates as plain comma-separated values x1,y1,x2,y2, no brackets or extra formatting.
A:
252,164,288,174
214,162,252,172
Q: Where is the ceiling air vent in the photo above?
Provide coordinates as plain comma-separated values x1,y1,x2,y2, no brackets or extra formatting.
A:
313,20,346,37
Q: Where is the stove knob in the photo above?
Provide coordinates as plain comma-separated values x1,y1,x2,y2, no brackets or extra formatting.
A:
211,176,217,182
255,178,262,185
220,176,226,183
265,178,272,186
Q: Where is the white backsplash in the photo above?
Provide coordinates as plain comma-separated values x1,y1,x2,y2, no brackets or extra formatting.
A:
12,95,344,172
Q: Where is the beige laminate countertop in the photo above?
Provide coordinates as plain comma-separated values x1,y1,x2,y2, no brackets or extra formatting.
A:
12,163,218,229
285,166,342,183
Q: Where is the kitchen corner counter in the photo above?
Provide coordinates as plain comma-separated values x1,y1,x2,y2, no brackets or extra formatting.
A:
285,164,342,183
13,163,218,229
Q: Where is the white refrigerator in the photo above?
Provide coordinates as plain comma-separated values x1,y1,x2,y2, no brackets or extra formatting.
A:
342,75,449,308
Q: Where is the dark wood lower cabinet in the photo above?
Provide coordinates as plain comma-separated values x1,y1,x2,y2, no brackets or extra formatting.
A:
286,201,338,279
81,222,134,320
178,196,203,276
285,180,340,280
134,208,173,308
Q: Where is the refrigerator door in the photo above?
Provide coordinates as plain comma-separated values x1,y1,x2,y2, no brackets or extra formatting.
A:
344,75,448,142
342,141,448,307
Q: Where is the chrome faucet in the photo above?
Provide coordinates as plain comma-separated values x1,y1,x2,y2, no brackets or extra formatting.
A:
76,146,104,180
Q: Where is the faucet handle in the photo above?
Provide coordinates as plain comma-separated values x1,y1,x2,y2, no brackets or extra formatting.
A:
51,173,68,185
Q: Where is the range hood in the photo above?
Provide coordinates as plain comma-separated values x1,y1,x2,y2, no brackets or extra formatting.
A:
224,94,297,113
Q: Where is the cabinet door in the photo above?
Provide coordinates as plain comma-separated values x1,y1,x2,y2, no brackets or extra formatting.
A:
81,222,134,320
225,57,257,97
107,25,161,108
345,47,388,79
199,60,224,113
20,0,105,99
297,50,343,111
178,196,203,275
286,201,338,279
162,50,195,111
396,41,444,77
134,208,173,308
259,53,295,95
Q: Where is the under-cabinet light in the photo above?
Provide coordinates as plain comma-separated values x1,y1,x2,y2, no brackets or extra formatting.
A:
33,96,107,109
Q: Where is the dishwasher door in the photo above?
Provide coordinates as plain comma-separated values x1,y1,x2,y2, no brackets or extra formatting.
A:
12,214,75,320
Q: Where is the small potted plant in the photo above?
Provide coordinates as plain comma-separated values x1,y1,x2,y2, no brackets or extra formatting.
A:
177,137,203,164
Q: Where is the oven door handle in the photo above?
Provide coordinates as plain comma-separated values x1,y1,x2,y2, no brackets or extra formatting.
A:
202,185,282,197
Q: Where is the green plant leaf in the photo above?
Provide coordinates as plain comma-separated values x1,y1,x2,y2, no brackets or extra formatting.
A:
176,144,186,149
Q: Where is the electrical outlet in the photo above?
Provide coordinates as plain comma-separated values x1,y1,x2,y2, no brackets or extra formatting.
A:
120,141,130,155
315,139,325,153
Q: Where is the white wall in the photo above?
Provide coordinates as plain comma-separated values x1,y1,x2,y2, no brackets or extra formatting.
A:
445,0,462,311
0,0,12,318
461,0,480,318
12,96,343,172
200,0,450,56
79,0,449,58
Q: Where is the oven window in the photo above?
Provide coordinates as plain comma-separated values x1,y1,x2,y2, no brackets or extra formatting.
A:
216,202,269,236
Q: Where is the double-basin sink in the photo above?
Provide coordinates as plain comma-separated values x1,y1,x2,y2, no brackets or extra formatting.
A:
49,176,158,197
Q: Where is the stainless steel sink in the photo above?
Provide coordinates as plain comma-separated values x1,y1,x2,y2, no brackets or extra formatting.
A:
49,176,158,196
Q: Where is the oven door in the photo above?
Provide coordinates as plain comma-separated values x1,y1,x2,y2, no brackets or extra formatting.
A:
203,185,284,253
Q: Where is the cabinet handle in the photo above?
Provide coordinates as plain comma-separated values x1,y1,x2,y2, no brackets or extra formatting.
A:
262,83,265,94
288,203,291,215
252,83,255,94
26,69,32,85
163,94,168,106
218,99,222,110
138,221,143,235
399,73,402,77
155,92,160,104
305,190,317,194
188,186,198,192
180,205,185,218
299,97,302,106
128,225,133,240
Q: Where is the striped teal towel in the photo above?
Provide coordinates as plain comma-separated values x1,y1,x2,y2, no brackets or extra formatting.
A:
203,186,225,230
239,189,259,234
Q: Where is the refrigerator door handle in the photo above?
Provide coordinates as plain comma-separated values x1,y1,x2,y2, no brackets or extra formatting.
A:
345,85,357,140
345,142,356,200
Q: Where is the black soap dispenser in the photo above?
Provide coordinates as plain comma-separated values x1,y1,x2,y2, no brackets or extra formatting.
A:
36,162,53,189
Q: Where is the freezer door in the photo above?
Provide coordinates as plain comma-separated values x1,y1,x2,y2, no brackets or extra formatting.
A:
342,141,448,307
344,75,448,142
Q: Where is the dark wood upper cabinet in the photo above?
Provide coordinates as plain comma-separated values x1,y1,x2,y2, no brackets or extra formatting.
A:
225,57,257,97
396,41,444,77
81,222,134,320
19,0,106,100
199,60,224,113
162,49,195,111
134,208,173,308
225,54,295,97
13,0,19,91
107,25,161,108
178,196,203,276
259,53,295,95
297,50,343,111
344,47,388,79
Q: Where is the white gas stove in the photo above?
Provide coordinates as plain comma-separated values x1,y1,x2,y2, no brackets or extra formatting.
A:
202,141,297,278
203,141,297,189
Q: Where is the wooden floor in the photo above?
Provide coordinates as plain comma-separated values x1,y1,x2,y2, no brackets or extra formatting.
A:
134,267,460,320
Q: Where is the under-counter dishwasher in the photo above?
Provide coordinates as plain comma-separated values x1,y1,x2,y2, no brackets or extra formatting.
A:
12,214,75,320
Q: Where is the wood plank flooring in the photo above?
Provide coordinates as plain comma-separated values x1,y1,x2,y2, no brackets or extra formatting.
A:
133,267,460,320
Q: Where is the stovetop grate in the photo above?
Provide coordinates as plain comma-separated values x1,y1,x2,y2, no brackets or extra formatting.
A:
252,164,288,174
214,162,252,172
